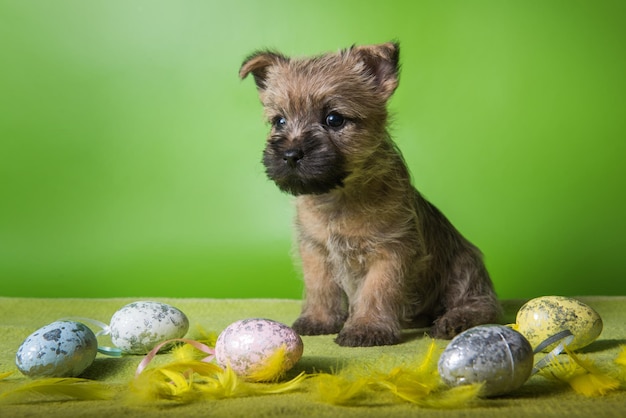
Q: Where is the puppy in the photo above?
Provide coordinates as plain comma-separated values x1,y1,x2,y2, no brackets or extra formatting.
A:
239,42,501,346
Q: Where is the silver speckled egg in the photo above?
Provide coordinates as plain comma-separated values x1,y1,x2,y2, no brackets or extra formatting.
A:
215,318,303,382
16,320,98,377
109,301,189,354
438,324,534,397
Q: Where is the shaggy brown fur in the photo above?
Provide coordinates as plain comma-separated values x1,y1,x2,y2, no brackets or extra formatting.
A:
240,42,501,347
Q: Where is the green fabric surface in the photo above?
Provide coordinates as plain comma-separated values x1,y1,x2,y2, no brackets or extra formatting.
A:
1,297,625,417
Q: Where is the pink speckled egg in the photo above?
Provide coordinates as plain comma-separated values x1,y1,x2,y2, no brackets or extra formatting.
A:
215,318,303,381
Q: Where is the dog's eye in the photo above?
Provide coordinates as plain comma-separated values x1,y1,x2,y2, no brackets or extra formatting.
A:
272,116,287,129
324,112,345,129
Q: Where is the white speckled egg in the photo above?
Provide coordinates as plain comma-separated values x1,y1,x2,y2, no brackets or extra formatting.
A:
215,318,303,381
515,296,603,352
16,321,98,378
109,301,189,354
438,325,534,397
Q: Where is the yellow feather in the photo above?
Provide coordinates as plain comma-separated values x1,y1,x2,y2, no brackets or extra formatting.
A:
192,324,218,345
0,378,114,404
128,337,479,407
171,342,200,362
0,371,14,380
310,339,478,408
129,369,179,403
160,360,223,376
538,349,620,397
568,372,620,397
200,364,307,398
169,330,217,362
159,369,192,396
129,352,306,404
377,367,435,403
566,350,620,396
312,372,370,405
419,383,483,408
246,344,290,382
372,340,441,403
253,371,308,394
213,364,249,398
129,359,223,403
615,345,626,367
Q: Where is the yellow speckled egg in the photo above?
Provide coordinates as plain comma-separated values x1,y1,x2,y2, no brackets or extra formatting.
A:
515,296,602,352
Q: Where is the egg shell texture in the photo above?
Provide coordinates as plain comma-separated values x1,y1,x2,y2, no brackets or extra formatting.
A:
438,325,534,397
515,296,603,352
109,301,189,354
16,320,98,378
215,318,303,380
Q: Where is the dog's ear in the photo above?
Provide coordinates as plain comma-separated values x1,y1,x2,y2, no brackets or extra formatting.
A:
239,50,288,90
350,42,400,101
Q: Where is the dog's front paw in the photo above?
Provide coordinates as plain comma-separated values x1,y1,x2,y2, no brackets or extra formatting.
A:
430,317,466,339
431,306,500,339
335,325,400,347
431,311,480,339
292,316,344,336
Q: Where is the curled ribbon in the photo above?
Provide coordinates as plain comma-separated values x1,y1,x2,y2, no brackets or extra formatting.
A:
531,329,575,375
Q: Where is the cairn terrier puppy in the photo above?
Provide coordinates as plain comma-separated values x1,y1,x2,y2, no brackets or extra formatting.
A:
240,42,501,347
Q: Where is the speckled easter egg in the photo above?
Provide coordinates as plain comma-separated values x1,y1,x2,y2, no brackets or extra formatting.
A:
438,324,534,397
215,318,303,381
109,301,189,354
16,320,98,377
515,296,603,352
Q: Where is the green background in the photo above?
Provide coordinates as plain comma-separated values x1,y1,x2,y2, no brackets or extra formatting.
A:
1,0,625,300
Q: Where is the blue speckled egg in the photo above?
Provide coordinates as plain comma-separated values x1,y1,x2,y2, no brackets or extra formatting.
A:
16,320,98,377
109,301,189,354
438,324,534,397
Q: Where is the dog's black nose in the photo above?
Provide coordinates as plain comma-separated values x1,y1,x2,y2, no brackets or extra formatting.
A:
283,149,304,168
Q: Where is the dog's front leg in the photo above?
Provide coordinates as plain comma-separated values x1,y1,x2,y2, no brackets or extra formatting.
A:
335,258,403,347
292,242,347,336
